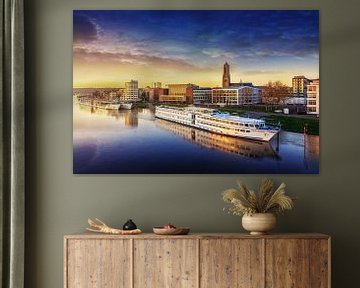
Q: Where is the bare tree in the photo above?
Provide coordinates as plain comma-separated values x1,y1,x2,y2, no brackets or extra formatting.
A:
262,81,292,107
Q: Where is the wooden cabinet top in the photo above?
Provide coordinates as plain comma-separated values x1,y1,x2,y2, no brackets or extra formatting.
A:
64,232,330,240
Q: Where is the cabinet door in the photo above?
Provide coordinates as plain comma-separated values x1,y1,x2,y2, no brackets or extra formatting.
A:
309,239,330,288
200,239,264,288
66,239,131,288
134,239,198,288
266,239,326,288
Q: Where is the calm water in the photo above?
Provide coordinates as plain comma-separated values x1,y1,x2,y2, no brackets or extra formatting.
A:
73,104,319,174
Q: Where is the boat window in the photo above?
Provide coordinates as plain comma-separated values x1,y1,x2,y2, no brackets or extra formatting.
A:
244,123,249,127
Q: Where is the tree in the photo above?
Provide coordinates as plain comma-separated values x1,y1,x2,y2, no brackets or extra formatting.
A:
262,81,292,106
92,90,101,99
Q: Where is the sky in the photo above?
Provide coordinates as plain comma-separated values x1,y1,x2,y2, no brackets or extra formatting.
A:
73,10,319,88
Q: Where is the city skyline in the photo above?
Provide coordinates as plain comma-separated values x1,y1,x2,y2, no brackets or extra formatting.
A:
73,10,319,88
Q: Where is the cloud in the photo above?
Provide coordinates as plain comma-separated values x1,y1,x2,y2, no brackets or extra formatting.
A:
243,70,281,76
73,13,99,43
202,48,237,59
73,10,318,87
73,47,201,70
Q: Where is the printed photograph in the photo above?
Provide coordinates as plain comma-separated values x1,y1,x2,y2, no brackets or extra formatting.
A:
73,10,319,174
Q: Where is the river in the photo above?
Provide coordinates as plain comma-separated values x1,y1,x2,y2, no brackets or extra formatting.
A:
73,104,319,174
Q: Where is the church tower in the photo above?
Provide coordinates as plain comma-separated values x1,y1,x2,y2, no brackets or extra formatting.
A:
222,62,231,88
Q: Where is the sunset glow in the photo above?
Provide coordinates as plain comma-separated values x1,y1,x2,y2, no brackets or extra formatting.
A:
73,10,319,88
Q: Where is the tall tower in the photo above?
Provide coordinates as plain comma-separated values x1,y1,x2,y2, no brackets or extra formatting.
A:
222,62,231,88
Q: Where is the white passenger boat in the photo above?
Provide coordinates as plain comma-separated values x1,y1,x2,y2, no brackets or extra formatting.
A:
156,118,279,159
120,103,133,110
102,102,121,110
155,106,279,142
77,97,120,110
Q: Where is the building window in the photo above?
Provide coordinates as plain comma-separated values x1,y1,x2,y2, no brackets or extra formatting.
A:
307,100,317,105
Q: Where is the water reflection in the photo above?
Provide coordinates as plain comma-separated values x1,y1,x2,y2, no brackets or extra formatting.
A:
155,118,280,160
73,105,319,174
304,134,319,159
303,133,320,170
78,104,139,127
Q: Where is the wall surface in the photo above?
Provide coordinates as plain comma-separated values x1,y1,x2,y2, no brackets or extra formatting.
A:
24,0,360,287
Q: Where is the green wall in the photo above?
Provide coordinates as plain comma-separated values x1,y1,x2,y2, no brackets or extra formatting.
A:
25,0,360,287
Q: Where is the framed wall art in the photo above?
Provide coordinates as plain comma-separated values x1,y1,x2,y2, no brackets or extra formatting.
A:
73,10,319,174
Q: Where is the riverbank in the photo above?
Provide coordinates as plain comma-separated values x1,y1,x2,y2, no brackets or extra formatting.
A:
218,107,319,135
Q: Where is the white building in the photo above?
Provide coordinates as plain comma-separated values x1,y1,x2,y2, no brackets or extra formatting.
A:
124,80,139,101
193,89,212,104
212,86,261,106
306,79,319,115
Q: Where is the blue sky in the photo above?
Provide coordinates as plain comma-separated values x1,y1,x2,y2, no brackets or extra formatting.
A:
73,10,319,88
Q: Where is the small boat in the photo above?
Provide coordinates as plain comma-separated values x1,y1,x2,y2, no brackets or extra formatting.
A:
103,103,121,110
120,103,133,110
155,105,279,142
77,97,120,110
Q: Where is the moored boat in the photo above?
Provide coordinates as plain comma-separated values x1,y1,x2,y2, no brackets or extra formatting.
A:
120,103,133,110
155,118,279,159
77,97,120,110
155,105,279,142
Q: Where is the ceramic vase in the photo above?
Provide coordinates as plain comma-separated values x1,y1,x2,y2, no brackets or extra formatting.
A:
242,213,276,235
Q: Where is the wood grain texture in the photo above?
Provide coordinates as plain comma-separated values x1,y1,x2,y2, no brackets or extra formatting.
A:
200,239,264,288
64,234,331,288
133,239,197,288
66,239,131,288
265,239,310,288
310,239,330,288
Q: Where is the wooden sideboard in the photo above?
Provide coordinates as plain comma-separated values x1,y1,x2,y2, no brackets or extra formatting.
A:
64,233,330,288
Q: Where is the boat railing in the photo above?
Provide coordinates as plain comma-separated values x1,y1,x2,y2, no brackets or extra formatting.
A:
258,126,280,131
